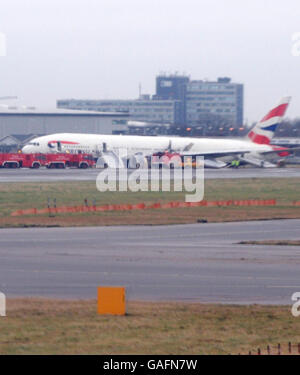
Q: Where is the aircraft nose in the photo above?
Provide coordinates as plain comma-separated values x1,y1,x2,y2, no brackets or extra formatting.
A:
22,145,32,153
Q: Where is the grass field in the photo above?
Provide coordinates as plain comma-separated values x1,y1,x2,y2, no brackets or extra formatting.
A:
0,299,299,355
0,180,299,355
0,178,299,227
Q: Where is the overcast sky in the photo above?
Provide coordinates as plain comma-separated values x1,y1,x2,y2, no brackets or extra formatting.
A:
0,0,299,123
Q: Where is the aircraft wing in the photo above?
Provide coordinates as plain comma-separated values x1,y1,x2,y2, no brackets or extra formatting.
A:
168,145,300,159
158,140,252,159
179,150,251,158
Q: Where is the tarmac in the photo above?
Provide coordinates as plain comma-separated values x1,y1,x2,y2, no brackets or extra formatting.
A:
0,219,299,304
0,167,299,182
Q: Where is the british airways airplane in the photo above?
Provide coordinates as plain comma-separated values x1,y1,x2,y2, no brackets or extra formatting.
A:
22,97,292,168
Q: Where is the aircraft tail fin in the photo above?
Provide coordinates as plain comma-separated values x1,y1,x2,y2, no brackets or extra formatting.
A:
247,97,291,144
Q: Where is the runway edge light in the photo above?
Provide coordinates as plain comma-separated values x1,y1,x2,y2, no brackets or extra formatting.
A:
97,286,126,315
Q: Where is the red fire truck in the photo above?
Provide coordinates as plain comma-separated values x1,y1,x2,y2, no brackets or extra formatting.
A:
0,153,95,169
45,153,95,169
0,153,46,168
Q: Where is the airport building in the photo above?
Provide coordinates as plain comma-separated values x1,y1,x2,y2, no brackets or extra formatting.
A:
57,98,181,125
0,108,129,147
153,75,189,124
57,74,243,128
185,77,244,127
0,134,38,152
154,75,189,101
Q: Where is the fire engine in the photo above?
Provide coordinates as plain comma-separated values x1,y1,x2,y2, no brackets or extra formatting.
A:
0,153,95,169
45,153,95,169
0,153,45,168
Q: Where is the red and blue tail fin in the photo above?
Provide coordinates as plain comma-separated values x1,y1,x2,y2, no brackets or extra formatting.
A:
247,97,291,144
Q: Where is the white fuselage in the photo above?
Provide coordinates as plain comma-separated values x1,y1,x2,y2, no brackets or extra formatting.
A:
22,133,273,160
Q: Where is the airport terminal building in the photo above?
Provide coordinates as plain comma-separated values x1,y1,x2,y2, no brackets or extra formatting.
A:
57,75,244,127
185,78,244,127
57,98,181,125
0,108,129,150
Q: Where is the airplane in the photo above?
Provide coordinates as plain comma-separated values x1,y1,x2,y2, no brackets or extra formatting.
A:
22,97,294,168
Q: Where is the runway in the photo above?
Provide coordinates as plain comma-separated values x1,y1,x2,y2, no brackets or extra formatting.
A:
0,219,299,304
0,167,299,182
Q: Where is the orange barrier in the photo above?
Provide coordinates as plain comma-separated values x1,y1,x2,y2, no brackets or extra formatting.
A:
10,198,279,217
293,201,300,206
11,209,24,217
147,202,162,209
133,203,146,210
11,208,37,216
